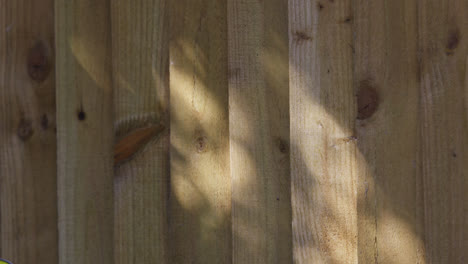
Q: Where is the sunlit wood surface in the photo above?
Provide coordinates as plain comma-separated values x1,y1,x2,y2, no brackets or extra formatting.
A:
0,0,467,263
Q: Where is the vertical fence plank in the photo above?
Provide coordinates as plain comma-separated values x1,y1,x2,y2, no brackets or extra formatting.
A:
169,0,231,263
289,0,357,262
353,0,425,263
0,0,57,263
55,0,114,263
228,0,292,263
111,0,169,263
418,0,468,262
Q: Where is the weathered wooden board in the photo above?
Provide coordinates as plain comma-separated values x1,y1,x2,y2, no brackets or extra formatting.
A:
169,0,231,263
289,0,357,262
353,0,425,263
55,0,114,263
0,0,57,263
0,1,466,263
418,0,468,262
228,0,292,263
111,0,169,263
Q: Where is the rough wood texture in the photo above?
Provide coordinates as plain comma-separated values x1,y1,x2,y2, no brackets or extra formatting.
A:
289,0,357,263
354,0,425,263
418,0,468,262
1,1,467,263
169,0,231,263
228,0,292,263
55,0,114,263
111,0,169,263
0,0,57,263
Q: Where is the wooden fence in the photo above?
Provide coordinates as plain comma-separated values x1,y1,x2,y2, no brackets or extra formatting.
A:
1,0,466,263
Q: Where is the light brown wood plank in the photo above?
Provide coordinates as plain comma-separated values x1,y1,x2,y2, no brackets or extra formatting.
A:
0,0,57,263
169,0,231,263
228,0,291,263
111,0,169,262
55,0,114,263
289,0,357,262
353,0,425,263
418,0,468,262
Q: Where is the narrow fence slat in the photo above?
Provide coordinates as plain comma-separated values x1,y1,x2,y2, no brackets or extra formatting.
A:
111,0,169,263
0,0,57,263
228,0,292,263
353,0,424,262
418,0,468,262
169,0,231,263
56,0,114,263
289,0,357,262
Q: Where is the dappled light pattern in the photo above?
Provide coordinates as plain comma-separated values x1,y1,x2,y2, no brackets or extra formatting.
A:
1,0,466,263
228,0,292,263
169,0,231,263
288,0,467,263
289,0,358,262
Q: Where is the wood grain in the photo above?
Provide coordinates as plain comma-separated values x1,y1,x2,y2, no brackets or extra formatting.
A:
418,0,468,262
55,0,114,263
353,0,425,263
0,1,467,262
0,0,57,263
289,0,357,262
169,0,231,263
111,0,169,262
228,0,292,263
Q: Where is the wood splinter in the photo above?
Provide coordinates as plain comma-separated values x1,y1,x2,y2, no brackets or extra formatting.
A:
114,124,166,165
